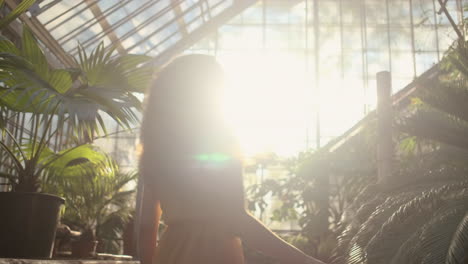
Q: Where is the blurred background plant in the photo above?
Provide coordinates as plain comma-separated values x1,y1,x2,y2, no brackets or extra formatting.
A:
43,147,137,254
329,29,468,264
246,129,377,263
246,9,468,263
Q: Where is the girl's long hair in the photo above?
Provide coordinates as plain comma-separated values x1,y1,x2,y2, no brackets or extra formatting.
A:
140,54,233,186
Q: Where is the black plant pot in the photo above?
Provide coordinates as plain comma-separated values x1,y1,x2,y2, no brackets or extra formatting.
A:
0,192,64,258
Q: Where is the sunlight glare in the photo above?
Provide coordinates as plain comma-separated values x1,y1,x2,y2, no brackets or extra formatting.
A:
218,51,367,157
220,52,310,157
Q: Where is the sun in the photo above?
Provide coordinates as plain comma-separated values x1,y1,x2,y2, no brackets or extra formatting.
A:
217,51,367,157
218,51,310,157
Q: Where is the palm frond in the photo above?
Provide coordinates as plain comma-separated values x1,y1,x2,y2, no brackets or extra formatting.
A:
365,182,468,264
21,26,49,80
399,108,468,150
390,202,467,264
417,79,468,123
346,191,420,264
0,0,36,29
446,212,468,264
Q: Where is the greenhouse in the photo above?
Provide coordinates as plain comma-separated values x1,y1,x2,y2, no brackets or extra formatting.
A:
1,0,468,263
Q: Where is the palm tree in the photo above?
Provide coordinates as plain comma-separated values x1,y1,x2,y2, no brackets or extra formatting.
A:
42,150,137,254
332,38,468,264
0,26,153,192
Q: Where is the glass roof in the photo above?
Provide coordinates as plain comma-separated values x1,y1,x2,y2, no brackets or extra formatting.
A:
32,0,242,61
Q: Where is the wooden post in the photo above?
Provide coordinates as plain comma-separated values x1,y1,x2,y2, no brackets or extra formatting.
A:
376,71,393,184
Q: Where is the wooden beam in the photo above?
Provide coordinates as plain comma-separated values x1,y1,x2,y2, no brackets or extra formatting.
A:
83,0,126,55
437,0,463,39
171,0,189,37
328,64,440,153
152,0,259,67
5,0,76,67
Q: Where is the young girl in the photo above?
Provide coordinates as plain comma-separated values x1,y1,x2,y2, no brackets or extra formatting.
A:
139,54,325,264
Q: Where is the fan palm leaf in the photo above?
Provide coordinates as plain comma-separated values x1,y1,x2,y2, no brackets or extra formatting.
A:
346,191,420,264
48,154,137,246
390,202,467,264
364,181,468,263
445,212,468,264
0,25,153,191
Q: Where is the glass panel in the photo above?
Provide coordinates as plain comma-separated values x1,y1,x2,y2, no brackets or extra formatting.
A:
341,0,362,26
438,0,460,25
28,0,468,198
184,5,202,24
365,1,388,25
393,77,414,92
190,33,217,50
437,25,458,52
391,51,415,78
415,51,438,75
389,26,412,51
236,2,263,24
265,26,291,49
366,51,390,75
414,25,438,51
290,2,306,25
366,26,390,51
342,27,363,51
210,0,232,17
343,51,364,79
388,1,411,25
412,0,436,25
180,0,198,12
265,0,292,24
187,17,204,33
318,0,339,25
289,26,306,49
39,0,87,29
219,25,263,50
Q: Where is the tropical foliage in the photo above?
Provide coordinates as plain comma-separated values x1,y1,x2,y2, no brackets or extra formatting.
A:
43,150,136,254
0,0,36,29
329,37,468,263
0,25,152,192
246,130,377,263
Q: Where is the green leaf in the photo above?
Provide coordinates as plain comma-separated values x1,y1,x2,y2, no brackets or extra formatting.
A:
47,144,107,171
49,69,72,94
21,26,49,80
0,0,36,29
0,35,20,54
114,54,151,70
65,157,90,167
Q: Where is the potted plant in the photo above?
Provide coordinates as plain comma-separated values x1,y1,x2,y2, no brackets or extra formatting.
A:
43,154,137,258
0,26,152,258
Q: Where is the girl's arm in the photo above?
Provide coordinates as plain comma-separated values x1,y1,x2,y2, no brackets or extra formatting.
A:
235,211,326,264
220,160,325,264
138,185,161,264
